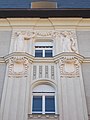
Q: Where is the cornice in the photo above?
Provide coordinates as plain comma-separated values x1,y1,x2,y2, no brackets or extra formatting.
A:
4,52,34,63
53,52,84,63
3,52,85,63
0,18,90,28
1,52,90,63
83,57,90,63
0,57,5,63
0,9,90,18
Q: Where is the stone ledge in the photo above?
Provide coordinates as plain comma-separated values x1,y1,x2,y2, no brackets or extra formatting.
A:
28,114,59,120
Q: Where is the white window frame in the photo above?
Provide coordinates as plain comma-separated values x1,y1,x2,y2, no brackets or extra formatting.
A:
35,47,53,57
34,41,54,57
32,92,56,114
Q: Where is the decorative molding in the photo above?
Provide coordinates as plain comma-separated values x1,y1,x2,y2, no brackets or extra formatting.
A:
45,66,48,78
39,66,42,78
4,51,86,63
28,114,59,119
8,56,29,77
33,65,36,80
59,56,80,78
0,57,5,63
1,18,90,28
35,31,52,37
51,66,54,79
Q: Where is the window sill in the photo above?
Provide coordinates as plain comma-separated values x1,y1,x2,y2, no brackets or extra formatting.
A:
28,114,59,119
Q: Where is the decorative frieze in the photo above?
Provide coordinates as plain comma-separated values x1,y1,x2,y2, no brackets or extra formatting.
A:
32,64,55,80
59,56,80,78
8,56,28,77
11,30,78,53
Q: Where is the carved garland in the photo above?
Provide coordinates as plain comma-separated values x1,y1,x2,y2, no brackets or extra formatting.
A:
13,30,76,39
8,56,28,77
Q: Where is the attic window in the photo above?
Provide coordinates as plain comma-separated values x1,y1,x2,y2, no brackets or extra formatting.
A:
31,1,57,8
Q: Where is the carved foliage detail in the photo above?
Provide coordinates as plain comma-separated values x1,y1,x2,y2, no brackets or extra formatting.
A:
59,57,80,78
8,57,28,77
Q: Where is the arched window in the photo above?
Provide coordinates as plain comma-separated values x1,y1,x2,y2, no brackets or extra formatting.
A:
32,84,56,114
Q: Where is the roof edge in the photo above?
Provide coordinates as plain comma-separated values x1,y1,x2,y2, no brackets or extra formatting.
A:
0,8,90,18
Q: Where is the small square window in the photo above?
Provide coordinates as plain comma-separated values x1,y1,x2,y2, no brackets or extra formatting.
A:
45,50,52,57
35,50,43,57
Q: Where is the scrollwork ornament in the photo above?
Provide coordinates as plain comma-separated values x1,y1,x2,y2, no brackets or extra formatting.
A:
59,56,80,78
8,56,29,77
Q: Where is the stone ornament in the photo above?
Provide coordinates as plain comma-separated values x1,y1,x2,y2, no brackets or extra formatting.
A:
59,57,80,78
61,31,77,52
28,114,59,119
13,30,77,53
8,56,28,77
14,31,35,52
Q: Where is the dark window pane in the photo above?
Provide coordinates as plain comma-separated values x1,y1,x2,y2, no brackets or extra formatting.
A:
45,50,52,57
32,96,42,112
45,96,55,112
35,50,43,57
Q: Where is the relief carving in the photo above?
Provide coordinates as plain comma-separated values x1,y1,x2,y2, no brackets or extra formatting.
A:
61,31,77,52
8,56,28,77
36,31,52,37
13,30,77,53
59,57,80,78
14,31,35,52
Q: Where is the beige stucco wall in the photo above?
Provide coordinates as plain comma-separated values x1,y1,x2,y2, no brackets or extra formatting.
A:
0,18,90,120
0,31,12,57
82,63,90,114
76,31,90,57
0,63,6,103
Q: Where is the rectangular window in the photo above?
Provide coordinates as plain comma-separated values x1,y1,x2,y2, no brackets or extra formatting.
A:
32,96,42,113
45,50,52,57
32,95,55,114
35,50,43,57
45,96,55,112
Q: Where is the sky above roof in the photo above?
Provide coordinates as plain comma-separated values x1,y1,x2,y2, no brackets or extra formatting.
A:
0,0,90,8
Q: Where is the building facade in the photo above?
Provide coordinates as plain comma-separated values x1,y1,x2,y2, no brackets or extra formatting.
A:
0,18,90,120
0,1,90,120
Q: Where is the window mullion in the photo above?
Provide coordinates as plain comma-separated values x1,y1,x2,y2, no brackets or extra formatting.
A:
55,95,57,114
43,49,45,57
42,95,45,114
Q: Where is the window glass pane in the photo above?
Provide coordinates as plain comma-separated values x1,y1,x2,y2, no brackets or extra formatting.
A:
35,50,43,57
45,50,52,57
45,96,55,112
32,96,42,112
